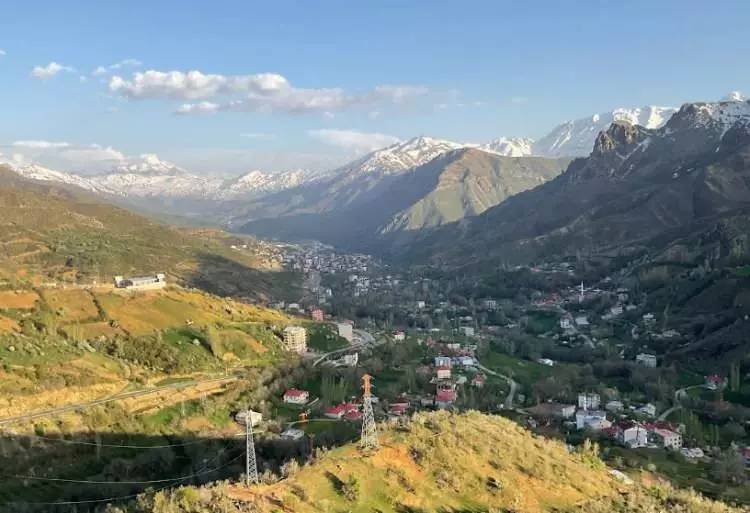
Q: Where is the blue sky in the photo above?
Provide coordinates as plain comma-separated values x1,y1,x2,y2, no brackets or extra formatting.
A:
1,0,749,175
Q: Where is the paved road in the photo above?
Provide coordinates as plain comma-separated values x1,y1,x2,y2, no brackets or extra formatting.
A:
0,376,237,427
476,363,518,409
311,328,379,367
657,384,704,421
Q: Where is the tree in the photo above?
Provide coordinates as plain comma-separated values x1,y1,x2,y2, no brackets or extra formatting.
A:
711,449,746,485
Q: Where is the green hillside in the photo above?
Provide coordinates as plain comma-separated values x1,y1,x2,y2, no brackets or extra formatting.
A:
127,411,742,513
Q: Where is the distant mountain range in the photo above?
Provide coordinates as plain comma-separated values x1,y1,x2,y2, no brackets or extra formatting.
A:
2,101,682,210
399,99,750,268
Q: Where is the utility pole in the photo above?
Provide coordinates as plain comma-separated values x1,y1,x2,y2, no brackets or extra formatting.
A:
245,410,259,486
360,374,379,450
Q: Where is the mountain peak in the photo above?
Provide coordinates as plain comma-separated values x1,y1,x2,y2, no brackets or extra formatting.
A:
112,153,186,176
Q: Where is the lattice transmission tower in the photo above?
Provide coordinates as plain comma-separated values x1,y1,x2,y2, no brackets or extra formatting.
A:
245,409,259,486
360,374,379,450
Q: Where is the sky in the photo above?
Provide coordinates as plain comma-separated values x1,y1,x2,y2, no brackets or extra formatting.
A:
1,0,749,176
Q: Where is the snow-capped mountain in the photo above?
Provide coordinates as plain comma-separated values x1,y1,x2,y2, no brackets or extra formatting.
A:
111,153,189,176
533,106,677,157
0,158,114,195
479,137,534,157
339,136,466,177
219,169,320,199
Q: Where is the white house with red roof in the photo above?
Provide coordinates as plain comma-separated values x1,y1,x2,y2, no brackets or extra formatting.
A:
283,389,309,405
436,365,452,380
435,389,457,409
324,402,359,419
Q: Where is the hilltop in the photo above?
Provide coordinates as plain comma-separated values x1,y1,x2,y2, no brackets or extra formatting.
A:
130,411,741,513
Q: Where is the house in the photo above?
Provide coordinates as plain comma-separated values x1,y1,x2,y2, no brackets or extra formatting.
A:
453,356,475,368
605,400,624,413
704,374,727,391
324,402,359,419
336,322,354,343
434,356,452,368
575,316,590,327
537,358,555,367
416,300,426,309
609,305,623,317
578,392,601,411
637,403,656,417
234,410,263,427
636,353,657,368
560,317,573,330
389,402,409,416
283,389,309,405
459,326,475,337
114,273,166,291
471,373,486,388
310,308,324,321
483,299,498,310
435,389,457,409
281,428,306,441
616,421,648,448
576,410,610,430
282,326,307,354
643,313,656,325
652,428,682,449
344,409,363,421
436,366,452,380
393,331,406,341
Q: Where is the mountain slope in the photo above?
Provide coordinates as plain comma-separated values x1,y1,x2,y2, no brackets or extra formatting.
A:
140,411,741,513
238,149,570,249
0,166,295,300
403,100,750,267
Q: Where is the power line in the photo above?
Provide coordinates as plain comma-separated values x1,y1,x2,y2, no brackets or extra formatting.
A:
12,431,244,449
0,451,244,506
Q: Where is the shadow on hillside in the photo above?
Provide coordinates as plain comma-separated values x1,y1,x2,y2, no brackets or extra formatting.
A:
0,429,311,513
184,251,300,303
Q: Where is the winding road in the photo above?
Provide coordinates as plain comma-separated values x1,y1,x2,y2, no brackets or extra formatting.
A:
476,363,518,409
657,384,704,421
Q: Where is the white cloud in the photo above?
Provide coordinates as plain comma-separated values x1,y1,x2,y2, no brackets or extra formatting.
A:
31,61,75,79
109,69,428,115
13,140,70,149
3,141,126,174
308,129,399,154
510,96,528,104
0,49,6,57
92,58,141,76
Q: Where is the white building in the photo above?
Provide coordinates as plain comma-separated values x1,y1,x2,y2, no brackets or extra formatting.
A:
636,353,657,368
434,356,452,368
114,273,166,291
393,331,406,341
560,317,573,330
609,305,624,317
341,353,359,367
234,410,263,427
459,326,475,337
336,322,353,343
483,299,498,310
620,424,648,448
537,358,555,367
605,400,624,413
416,300,426,309
652,428,682,449
637,403,656,417
578,392,601,411
282,326,307,354
575,316,590,327
576,410,609,430
283,389,309,404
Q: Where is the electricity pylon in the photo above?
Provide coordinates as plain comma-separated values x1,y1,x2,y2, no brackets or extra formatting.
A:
245,410,259,486
360,374,379,450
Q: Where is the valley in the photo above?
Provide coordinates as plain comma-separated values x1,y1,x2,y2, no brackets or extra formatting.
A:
2,97,750,512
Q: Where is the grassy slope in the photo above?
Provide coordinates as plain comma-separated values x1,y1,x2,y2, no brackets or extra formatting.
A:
0,166,299,301
141,411,741,513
